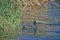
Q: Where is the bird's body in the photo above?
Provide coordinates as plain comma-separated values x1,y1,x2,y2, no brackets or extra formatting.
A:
33,20,60,26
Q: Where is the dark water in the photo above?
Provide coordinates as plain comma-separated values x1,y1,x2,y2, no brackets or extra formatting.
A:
20,1,60,40
20,34,60,40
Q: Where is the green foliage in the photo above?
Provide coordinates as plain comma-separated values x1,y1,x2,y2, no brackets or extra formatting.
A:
0,0,23,38
0,0,22,26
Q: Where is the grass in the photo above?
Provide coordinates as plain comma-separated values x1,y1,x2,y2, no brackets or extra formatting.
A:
0,0,23,39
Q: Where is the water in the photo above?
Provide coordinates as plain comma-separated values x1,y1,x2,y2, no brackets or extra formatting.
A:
20,1,60,40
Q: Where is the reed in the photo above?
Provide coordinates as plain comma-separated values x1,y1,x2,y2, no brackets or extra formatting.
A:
0,0,23,38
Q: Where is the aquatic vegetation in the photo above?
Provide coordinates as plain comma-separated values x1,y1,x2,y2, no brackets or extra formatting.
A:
0,0,23,39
